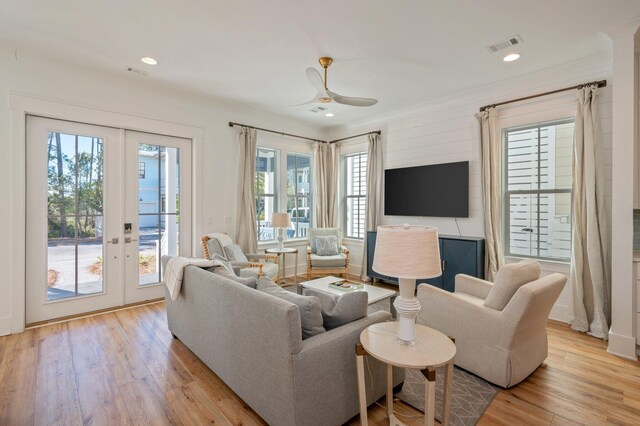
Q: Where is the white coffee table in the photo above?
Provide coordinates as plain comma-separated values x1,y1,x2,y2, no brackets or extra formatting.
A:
298,276,397,314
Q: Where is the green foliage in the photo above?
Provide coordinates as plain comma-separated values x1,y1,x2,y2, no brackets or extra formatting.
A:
47,133,104,238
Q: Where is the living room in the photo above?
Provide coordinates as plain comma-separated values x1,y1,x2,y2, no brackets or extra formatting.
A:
1,1,640,425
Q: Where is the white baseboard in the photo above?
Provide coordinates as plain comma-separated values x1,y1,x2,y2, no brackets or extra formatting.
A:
548,303,569,323
607,330,638,361
0,315,12,336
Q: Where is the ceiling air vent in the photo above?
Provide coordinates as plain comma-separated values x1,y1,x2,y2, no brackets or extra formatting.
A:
486,35,523,53
126,66,148,76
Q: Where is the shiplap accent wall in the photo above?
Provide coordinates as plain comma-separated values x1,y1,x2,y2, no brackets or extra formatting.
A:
330,55,613,322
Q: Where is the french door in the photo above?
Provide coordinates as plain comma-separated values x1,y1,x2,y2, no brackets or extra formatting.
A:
26,117,191,324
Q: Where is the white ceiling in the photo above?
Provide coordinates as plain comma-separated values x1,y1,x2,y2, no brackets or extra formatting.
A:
1,0,639,126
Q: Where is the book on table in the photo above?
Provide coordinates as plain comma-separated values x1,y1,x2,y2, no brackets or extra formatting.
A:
328,280,364,292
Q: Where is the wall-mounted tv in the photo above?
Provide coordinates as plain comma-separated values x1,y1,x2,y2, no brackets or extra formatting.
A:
384,161,469,217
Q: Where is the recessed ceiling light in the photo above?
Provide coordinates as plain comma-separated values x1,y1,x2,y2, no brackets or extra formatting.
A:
503,53,520,62
325,113,334,117
141,57,158,65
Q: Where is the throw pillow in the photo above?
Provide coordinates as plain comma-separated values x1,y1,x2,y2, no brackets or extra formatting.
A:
315,235,339,256
224,244,249,263
483,260,541,310
303,288,368,330
208,265,257,289
256,277,326,339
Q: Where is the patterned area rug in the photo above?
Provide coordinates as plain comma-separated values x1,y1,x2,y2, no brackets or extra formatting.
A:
396,367,498,426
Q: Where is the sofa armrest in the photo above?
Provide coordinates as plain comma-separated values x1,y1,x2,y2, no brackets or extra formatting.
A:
307,246,312,254
297,311,390,355
455,274,493,300
340,245,350,255
292,311,404,424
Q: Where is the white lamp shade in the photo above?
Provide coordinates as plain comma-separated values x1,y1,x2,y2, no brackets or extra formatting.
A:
271,212,291,228
372,225,442,279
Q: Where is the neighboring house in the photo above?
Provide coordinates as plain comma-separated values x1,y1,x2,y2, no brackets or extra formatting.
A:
138,150,165,229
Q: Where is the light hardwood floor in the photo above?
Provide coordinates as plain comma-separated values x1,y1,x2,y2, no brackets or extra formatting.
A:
1,299,639,425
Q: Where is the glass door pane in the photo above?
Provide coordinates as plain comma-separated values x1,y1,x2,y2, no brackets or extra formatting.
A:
46,132,104,300
137,144,180,286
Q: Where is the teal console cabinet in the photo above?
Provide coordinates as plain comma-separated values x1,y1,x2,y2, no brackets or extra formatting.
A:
366,231,485,292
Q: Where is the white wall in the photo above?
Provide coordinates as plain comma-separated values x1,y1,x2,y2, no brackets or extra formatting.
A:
0,51,324,334
329,55,614,323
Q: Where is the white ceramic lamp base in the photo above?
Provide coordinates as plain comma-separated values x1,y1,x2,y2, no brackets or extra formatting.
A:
277,228,285,250
393,278,421,345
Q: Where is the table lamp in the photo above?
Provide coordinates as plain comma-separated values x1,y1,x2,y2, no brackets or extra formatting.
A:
372,224,442,345
271,213,291,250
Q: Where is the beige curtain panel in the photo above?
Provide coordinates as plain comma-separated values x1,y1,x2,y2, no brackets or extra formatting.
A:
569,86,610,340
361,133,383,280
313,142,339,228
235,127,258,253
476,107,503,281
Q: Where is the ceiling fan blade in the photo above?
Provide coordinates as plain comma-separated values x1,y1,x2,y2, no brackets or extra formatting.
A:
288,92,323,108
327,90,377,107
305,67,327,94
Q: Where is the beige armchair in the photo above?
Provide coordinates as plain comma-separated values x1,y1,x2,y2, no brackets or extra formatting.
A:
306,228,350,279
201,233,279,280
416,260,566,388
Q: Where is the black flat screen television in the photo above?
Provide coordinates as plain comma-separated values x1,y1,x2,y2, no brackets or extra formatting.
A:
384,161,469,217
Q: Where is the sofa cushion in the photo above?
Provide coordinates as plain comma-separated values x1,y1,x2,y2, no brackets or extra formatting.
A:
208,265,257,288
310,253,346,268
224,244,249,263
316,236,340,256
484,260,541,310
256,278,326,339
303,288,368,330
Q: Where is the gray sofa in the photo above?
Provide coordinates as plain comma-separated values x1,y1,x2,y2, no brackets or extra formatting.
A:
163,260,403,426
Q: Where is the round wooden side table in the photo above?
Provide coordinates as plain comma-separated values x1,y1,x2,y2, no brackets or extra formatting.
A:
355,322,456,426
265,247,298,285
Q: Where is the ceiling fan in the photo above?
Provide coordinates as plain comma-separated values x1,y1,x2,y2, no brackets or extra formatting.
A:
297,57,378,107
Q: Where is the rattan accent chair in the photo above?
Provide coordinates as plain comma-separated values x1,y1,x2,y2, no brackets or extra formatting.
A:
306,228,350,279
201,233,279,280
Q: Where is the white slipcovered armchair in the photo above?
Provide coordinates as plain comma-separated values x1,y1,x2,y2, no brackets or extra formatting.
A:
201,233,279,280
417,260,566,388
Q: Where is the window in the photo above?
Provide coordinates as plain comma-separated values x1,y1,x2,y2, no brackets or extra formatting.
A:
287,153,312,238
255,148,279,242
503,118,574,261
344,152,367,239
138,161,145,179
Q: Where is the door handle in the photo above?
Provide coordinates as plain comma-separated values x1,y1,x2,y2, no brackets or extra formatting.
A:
125,237,138,243
107,238,119,244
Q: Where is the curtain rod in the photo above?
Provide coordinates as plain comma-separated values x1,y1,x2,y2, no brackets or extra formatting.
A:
328,130,381,144
478,79,607,112
228,122,324,143
229,121,381,144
